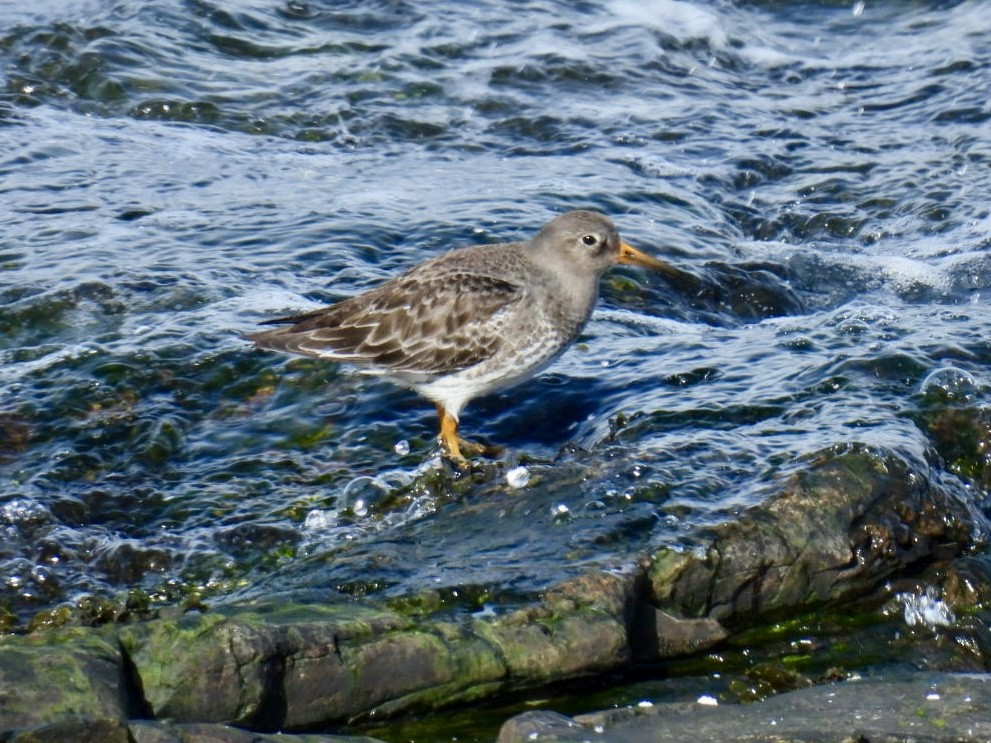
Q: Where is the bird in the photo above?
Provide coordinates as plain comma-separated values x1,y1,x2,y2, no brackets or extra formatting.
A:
247,210,676,464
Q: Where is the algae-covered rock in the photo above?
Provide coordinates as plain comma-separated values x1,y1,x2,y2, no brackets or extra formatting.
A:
0,628,129,731
476,605,627,684
916,394,991,492
116,573,641,729
118,603,413,728
283,622,503,725
475,570,636,685
648,446,984,624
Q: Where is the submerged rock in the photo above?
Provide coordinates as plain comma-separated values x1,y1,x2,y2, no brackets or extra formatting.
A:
915,388,991,493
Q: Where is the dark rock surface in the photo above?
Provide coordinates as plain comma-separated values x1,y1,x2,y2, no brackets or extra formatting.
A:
496,672,991,743
647,447,982,627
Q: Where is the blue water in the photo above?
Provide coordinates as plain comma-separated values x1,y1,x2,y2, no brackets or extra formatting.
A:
2,0,990,639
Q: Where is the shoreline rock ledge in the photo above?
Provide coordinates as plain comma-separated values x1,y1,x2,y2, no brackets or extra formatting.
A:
497,672,991,743
2,445,990,742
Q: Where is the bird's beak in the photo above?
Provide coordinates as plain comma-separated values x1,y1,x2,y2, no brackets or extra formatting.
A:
618,242,678,277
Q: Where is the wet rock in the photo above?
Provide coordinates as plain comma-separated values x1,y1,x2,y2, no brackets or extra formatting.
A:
496,710,583,743
915,394,991,493
119,601,525,728
5,718,130,743
496,672,991,743
4,718,385,743
885,560,991,673
0,628,131,732
474,573,631,687
631,608,728,659
648,446,984,625
119,604,416,728
213,523,301,557
127,719,384,742
117,575,636,730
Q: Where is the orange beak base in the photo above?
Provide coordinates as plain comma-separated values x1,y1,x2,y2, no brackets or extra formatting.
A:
618,242,678,277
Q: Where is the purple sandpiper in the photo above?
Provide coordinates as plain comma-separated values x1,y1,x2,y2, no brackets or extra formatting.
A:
248,210,675,463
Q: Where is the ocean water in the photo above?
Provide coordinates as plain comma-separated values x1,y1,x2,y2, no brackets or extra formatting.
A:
1,0,989,655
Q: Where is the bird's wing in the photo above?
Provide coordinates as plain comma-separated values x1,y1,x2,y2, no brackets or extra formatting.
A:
248,270,524,376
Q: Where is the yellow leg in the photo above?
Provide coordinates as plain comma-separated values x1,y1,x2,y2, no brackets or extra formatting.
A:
435,405,502,464
437,405,465,463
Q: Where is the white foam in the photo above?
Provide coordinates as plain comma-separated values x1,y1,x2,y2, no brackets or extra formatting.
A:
605,0,728,48
898,586,955,629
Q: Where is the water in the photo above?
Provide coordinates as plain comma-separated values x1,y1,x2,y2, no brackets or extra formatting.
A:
2,0,990,655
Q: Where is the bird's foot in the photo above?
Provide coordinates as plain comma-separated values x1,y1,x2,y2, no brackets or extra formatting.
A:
438,434,503,469
457,437,503,458
436,406,502,468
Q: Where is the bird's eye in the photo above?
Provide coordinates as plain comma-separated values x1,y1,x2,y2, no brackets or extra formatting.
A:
581,234,598,247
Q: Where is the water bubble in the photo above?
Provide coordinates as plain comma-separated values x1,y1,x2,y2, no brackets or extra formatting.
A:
394,439,410,456
920,367,979,403
551,503,572,522
581,499,608,517
505,466,530,489
340,476,387,515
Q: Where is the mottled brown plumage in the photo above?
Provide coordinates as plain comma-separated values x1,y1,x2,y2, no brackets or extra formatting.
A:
248,210,674,462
